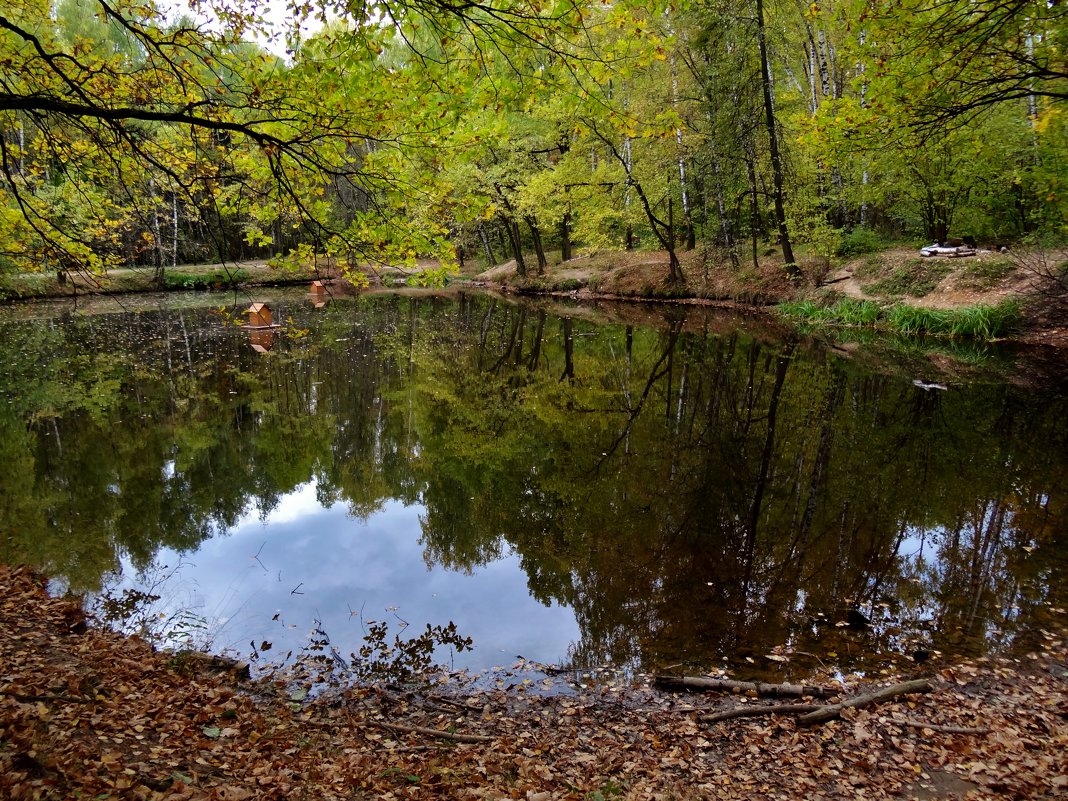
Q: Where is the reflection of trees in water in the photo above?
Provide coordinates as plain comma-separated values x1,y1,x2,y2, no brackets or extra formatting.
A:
0,294,1064,674
412,299,1067,673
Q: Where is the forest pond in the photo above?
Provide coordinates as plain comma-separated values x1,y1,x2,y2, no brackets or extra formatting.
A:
1,289,1065,683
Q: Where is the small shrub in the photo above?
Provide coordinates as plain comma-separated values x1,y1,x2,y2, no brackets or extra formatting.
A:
836,227,885,257
352,619,472,684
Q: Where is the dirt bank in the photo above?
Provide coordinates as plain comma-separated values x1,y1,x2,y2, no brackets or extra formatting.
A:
2,565,1065,800
4,245,1066,347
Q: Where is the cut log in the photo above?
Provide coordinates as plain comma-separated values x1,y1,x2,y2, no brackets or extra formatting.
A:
797,678,933,725
653,675,835,699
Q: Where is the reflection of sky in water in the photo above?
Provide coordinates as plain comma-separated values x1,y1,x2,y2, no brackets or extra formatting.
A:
123,483,579,672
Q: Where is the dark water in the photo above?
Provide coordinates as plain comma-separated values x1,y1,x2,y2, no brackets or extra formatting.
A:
1,289,1065,681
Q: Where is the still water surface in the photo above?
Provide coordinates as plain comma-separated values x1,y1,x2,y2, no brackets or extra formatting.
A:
1,289,1065,680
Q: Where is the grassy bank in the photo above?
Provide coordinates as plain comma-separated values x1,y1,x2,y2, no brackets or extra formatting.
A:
775,297,1022,340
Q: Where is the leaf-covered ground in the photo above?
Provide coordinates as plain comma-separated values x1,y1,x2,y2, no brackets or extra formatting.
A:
1,565,1065,800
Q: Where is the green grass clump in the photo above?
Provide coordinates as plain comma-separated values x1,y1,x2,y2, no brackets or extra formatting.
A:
776,298,1019,340
777,298,883,327
944,301,1020,338
864,259,952,298
831,298,883,325
776,299,823,316
883,302,1019,338
884,304,950,334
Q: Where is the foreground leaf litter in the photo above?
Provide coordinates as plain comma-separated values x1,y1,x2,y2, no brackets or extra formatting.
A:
1,566,1065,800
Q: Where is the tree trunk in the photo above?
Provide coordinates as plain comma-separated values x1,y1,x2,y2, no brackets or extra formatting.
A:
746,155,760,272
559,212,573,262
149,179,164,288
526,216,547,274
743,342,794,594
654,675,833,698
528,310,546,371
497,224,509,262
623,132,634,251
591,122,682,282
709,141,737,265
670,60,696,251
171,190,179,268
478,223,496,266
508,219,526,276
755,0,798,275
560,317,575,383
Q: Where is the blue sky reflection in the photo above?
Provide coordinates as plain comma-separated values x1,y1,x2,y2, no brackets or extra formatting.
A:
130,483,579,672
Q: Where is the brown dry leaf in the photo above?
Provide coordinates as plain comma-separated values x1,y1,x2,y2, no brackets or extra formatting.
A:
852,720,872,743
1,564,1066,801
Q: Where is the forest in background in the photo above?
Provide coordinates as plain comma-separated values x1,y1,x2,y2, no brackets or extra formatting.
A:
0,0,1065,288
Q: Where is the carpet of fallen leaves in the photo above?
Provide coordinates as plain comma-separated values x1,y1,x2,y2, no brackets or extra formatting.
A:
1,565,1066,801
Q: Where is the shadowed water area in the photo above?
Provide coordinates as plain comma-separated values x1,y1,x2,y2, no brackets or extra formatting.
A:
1,289,1065,682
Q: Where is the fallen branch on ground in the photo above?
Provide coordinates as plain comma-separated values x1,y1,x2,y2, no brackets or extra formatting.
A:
697,679,935,727
653,675,835,699
700,703,821,724
798,678,933,725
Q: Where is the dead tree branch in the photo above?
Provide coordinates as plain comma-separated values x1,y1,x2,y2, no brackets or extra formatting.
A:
699,703,821,724
797,678,933,726
653,675,835,699
695,679,935,727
